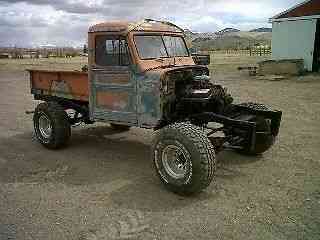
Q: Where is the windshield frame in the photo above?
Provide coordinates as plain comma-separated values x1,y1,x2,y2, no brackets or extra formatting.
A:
133,33,190,60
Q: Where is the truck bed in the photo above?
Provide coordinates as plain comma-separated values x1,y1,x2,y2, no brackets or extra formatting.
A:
28,69,89,102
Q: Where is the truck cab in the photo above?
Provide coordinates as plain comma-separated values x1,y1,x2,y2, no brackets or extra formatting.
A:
87,19,204,128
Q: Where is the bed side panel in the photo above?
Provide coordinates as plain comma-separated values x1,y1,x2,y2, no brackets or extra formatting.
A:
29,70,89,102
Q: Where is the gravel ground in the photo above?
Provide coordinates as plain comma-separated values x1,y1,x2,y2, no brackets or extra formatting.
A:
0,57,319,240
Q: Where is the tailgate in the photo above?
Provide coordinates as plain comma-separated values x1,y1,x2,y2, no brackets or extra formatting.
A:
28,69,89,102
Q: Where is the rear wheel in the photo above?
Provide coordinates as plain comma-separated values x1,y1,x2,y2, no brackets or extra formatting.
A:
152,122,216,195
33,102,71,149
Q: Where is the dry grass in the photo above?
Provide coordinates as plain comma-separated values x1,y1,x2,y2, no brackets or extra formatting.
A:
0,54,319,240
0,54,269,73
209,52,270,73
0,56,87,72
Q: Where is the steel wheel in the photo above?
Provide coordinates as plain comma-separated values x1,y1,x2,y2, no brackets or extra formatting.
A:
162,143,190,180
152,122,216,195
38,114,52,139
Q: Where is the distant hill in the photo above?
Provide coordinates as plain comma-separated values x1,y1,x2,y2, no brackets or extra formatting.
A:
249,27,272,33
216,28,240,35
192,37,212,43
184,29,216,42
184,27,272,51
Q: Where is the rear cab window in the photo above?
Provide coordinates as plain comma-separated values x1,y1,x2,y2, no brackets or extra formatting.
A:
95,36,130,66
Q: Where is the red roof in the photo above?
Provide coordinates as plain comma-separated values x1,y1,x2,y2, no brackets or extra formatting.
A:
273,0,320,19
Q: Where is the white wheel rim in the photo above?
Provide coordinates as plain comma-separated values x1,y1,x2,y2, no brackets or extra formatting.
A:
162,144,190,179
38,114,52,138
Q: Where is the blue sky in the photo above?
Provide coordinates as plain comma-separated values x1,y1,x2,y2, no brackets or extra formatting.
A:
0,0,303,47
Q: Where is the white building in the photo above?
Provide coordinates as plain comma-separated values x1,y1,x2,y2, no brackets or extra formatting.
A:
270,0,320,72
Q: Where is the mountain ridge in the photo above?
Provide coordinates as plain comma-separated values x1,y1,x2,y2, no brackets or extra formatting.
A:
184,27,272,51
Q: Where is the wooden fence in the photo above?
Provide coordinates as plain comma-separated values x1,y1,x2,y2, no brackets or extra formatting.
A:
208,48,272,56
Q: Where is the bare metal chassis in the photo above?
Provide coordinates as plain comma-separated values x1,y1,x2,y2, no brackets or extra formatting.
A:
190,104,282,152
32,91,282,153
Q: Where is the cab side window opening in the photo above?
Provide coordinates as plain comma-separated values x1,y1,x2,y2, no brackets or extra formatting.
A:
95,36,130,66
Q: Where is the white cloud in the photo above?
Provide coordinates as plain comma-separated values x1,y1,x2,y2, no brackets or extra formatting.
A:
0,0,303,46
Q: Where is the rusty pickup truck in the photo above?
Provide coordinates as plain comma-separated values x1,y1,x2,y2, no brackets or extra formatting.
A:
28,19,282,195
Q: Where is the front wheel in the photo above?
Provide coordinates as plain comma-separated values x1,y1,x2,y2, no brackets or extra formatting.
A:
152,122,216,195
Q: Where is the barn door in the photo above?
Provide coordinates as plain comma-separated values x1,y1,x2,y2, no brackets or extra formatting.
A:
90,35,137,124
313,19,320,72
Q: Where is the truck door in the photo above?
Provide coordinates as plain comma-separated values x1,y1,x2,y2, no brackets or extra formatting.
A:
89,35,137,124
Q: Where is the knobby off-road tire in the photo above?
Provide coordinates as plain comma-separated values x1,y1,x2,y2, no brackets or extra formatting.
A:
110,123,131,131
238,118,275,155
33,102,71,149
152,122,216,195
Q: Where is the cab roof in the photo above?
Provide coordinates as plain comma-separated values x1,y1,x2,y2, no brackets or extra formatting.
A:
88,19,184,34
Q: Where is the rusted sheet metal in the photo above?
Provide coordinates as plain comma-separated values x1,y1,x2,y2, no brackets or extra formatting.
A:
87,29,192,73
89,20,184,34
87,21,195,78
28,70,89,101
136,56,195,73
135,65,209,127
93,109,137,124
95,72,130,85
136,70,162,128
96,91,129,111
90,67,137,124
89,21,129,33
